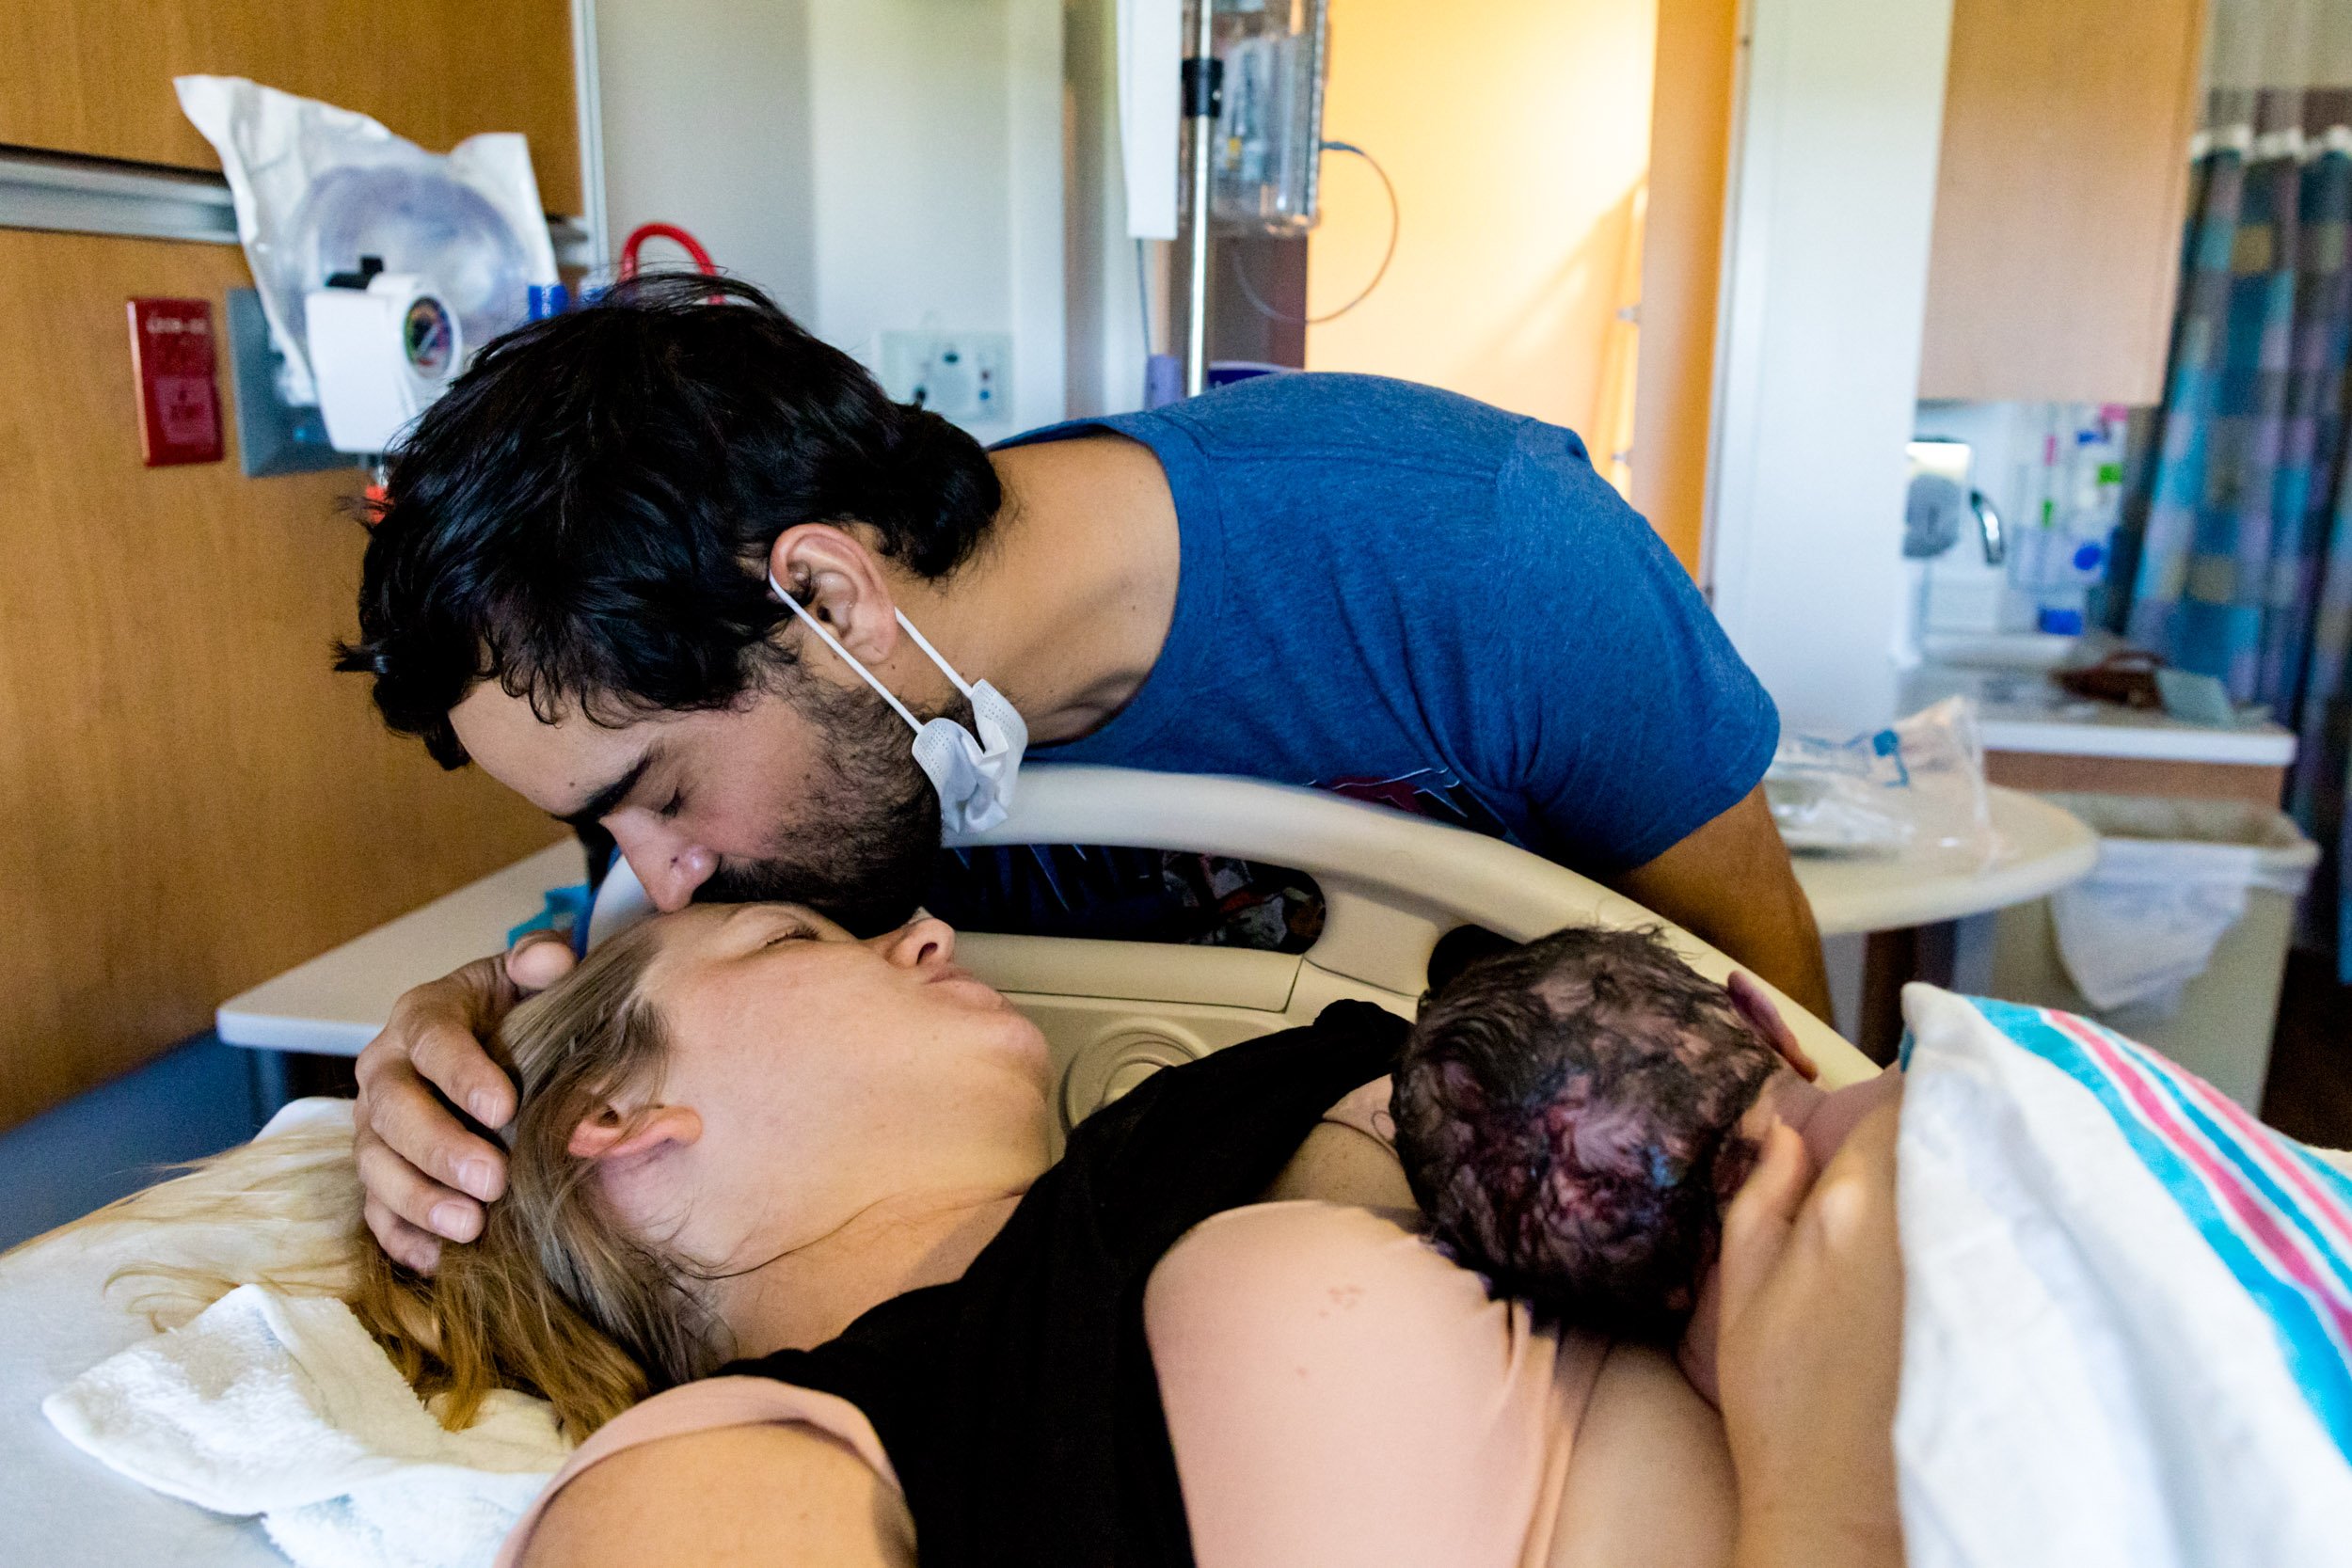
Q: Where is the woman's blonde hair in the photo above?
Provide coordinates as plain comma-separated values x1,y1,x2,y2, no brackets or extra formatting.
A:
76,918,723,1440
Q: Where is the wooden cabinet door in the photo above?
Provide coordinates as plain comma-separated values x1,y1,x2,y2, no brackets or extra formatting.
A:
1918,0,2209,404
0,230,565,1134
0,0,582,214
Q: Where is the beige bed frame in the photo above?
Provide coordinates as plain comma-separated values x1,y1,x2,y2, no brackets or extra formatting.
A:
586,767,1876,1140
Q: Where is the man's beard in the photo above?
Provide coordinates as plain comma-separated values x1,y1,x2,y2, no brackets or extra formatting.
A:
696,677,947,936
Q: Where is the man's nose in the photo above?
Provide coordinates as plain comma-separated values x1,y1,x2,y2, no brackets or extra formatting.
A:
607,817,717,912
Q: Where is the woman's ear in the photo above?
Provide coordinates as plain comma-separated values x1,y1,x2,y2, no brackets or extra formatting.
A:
768,523,900,666
568,1103,705,1162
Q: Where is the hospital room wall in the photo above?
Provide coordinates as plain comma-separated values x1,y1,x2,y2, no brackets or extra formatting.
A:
1705,0,1954,735
592,0,820,320
1305,0,1661,534
1063,0,1157,419
592,0,1068,436
0,8,587,1137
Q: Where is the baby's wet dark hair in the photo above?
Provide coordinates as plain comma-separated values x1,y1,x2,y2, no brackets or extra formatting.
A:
1391,927,1783,1340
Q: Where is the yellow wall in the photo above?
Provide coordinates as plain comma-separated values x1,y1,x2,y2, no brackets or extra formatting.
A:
1306,0,1659,445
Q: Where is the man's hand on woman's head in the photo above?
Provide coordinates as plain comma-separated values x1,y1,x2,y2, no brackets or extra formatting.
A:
351,929,580,1273
1714,1105,1905,1568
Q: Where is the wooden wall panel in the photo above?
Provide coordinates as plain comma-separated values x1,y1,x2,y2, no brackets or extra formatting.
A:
0,230,566,1132
1631,0,1740,578
0,0,582,214
1918,0,2208,404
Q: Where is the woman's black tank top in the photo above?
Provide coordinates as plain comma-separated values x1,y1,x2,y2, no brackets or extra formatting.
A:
721,999,1406,1567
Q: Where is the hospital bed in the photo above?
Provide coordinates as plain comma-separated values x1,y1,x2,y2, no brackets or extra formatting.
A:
0,768,1875,1567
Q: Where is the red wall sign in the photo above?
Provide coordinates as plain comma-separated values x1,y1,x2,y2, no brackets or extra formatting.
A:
127,297,225,467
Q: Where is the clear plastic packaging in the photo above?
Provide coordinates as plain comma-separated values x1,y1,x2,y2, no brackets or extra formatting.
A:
1767,697,1997,869
175,75,556,405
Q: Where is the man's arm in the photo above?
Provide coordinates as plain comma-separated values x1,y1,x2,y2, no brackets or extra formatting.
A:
1610,784,1835,1022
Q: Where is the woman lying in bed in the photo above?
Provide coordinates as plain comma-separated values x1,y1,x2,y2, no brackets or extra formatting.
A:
336,902,1902,1568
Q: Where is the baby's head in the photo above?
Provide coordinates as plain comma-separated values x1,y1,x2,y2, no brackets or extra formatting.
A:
1391,927,1801,1342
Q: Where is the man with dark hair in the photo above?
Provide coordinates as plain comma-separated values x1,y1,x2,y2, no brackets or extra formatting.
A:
348,276,1830,1271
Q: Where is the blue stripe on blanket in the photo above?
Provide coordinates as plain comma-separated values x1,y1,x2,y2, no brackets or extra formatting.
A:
2145,1064,2352,1307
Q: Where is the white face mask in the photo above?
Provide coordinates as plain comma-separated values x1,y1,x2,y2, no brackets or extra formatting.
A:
769,573,1029,836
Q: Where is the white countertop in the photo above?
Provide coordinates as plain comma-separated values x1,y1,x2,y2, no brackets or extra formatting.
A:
1790,785,2098,936
217,841,584,1056
1901,660,2297,767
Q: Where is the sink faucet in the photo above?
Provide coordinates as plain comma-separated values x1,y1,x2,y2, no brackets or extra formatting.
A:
1970,488,2004,566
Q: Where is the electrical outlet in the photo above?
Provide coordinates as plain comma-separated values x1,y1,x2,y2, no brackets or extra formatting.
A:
879,331,1013,427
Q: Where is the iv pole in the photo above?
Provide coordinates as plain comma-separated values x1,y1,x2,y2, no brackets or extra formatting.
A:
1182,0,1220,397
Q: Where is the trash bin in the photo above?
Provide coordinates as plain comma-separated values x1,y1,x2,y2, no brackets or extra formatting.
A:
1988,793,2319,1110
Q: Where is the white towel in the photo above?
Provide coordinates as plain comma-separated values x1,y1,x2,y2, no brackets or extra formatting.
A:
42,1284,568,1568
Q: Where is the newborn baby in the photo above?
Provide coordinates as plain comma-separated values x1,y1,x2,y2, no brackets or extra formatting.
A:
1391,926,1899,1401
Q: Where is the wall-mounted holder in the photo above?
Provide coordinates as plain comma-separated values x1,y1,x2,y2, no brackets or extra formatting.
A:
224,289,349,480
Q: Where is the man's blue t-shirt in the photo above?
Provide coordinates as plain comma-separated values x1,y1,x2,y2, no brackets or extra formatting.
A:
995,372,1775,877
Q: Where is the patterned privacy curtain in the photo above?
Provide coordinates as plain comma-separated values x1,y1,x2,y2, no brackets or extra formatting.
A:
2109,0,2352,971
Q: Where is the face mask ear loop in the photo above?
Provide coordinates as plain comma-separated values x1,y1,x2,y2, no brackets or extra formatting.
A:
769,574,924,733
891,610,979,702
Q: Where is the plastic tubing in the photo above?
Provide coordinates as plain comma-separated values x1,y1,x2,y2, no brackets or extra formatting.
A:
617,222,718,279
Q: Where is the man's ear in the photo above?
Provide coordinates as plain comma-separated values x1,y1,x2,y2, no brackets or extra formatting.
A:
1726,971,1820,1082
768,523,900,666
568,1103,705,1162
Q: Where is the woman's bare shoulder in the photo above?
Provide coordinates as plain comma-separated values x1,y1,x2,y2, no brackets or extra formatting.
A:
521,1420,916,1568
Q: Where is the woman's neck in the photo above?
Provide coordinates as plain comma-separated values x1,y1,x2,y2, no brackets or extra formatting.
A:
709,1184,1032,1359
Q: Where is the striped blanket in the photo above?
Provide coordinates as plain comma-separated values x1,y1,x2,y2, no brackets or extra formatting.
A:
1894,985,2352,1568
